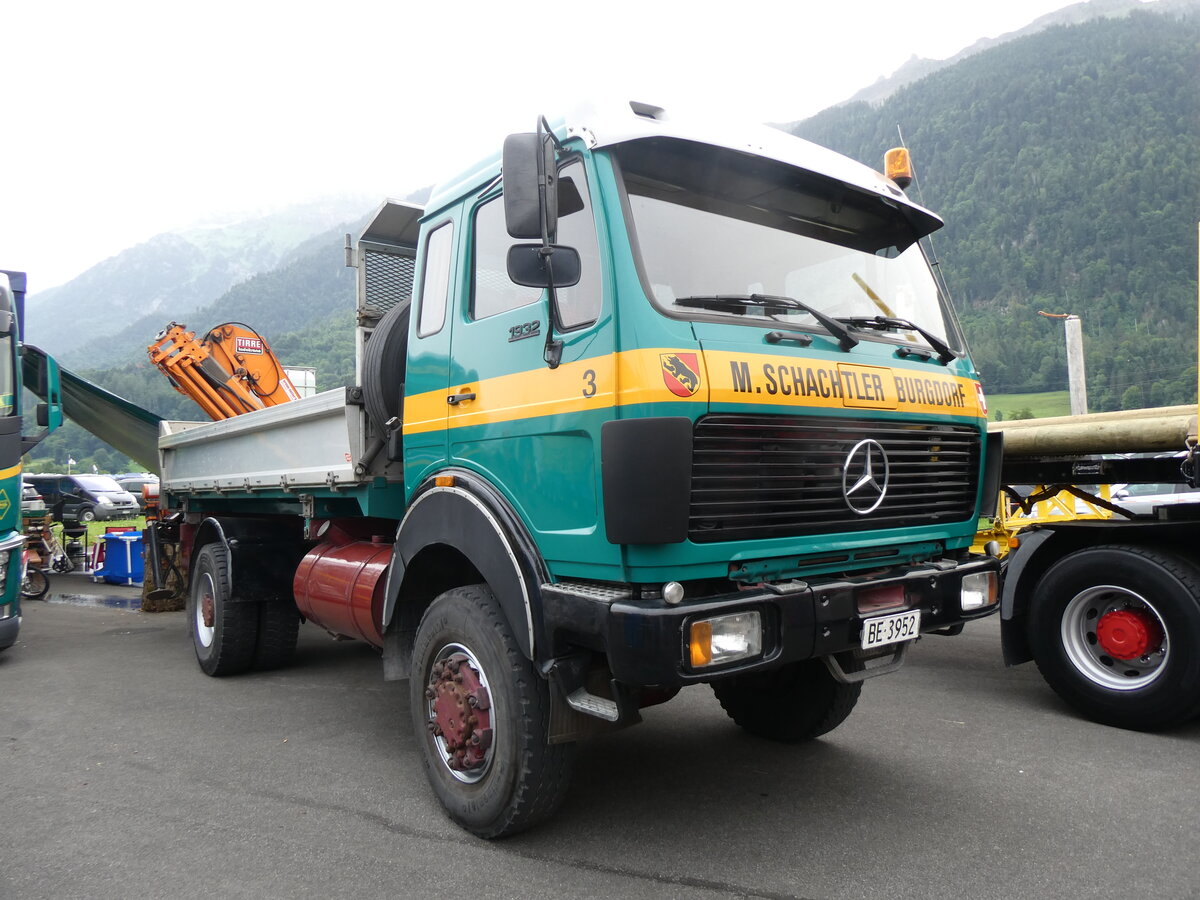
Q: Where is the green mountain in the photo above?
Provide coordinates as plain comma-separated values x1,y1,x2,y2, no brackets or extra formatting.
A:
791,7,1200,412
831,0,1191,109
27,196,373,363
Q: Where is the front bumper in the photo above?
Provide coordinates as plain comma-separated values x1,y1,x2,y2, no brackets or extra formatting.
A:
541,556,1000,687
0,611,20,651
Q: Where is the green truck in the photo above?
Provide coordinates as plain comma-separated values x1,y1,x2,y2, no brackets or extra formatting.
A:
0,270,62,652
149,102,1003,837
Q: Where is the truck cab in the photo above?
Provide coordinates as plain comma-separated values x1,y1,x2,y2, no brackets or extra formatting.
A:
372,103,1000,680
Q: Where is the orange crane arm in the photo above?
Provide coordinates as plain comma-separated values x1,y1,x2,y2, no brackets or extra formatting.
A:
147,322,300,421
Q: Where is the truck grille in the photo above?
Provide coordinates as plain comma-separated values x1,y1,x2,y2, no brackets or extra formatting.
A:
689,414,980,543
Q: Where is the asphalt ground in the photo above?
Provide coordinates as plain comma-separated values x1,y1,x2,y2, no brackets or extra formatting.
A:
2,575,1198,900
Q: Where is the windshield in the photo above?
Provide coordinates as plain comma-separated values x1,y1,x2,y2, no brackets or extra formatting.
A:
614,139,956,349
74,475,123,492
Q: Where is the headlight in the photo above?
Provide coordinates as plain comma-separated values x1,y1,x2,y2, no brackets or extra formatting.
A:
98,496,114,506
0,548,10,592
688,611,763,668
961,572,998,611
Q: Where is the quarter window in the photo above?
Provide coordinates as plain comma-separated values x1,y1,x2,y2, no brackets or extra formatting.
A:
417,222,453,337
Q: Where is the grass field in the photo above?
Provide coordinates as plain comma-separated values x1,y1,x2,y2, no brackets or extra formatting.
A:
986,390,1070,421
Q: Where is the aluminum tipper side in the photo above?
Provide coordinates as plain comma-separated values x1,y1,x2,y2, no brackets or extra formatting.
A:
160,389,365,494
153,101,1003,839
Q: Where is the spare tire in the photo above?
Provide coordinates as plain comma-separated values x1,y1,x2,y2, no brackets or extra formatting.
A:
361,300,410,438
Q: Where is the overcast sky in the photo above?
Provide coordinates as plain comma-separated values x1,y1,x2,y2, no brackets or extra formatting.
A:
4,0,1123,292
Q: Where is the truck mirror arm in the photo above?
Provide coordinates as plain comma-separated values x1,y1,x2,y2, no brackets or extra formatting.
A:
541,248,564,369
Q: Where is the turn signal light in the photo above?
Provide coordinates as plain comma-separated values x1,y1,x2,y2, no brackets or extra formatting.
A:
688,611,762,669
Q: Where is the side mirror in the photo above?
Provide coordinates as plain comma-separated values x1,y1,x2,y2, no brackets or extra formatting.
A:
36,402,48,427
503,133,557,240
507,245,581,289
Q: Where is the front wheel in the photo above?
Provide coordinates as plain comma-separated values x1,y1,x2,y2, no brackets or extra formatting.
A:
711,658,862,742
77,507,96,523
410,584,575,838
1027,544,1200,730
20,568,49,600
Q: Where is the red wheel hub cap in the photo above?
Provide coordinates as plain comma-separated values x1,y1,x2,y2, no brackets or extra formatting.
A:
426,652,492,772
1096,608,1163,660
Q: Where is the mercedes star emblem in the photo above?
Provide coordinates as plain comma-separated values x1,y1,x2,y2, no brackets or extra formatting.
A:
842,439,889,515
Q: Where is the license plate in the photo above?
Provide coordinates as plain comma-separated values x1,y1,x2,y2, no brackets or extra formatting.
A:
861,609,921,650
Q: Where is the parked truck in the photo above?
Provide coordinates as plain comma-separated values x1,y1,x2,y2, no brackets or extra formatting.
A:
0,269,63,651
993,398,1200,731
148,102,1003,837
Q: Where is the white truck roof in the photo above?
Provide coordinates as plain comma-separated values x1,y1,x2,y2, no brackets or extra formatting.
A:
426,99,939,230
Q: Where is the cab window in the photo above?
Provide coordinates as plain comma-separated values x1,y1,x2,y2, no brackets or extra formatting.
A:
553,160,601,330
472,197,541,320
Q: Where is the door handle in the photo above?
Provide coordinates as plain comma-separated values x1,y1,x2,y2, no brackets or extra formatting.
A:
447,391,477,406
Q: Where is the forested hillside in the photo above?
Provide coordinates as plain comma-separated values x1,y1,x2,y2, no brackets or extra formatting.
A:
28,197,370,361
793,9,1200,411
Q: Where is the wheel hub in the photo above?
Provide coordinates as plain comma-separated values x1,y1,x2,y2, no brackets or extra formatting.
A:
1096,608,1163,660
1061,585,1170,691
425,651,492,778
201,594,215,629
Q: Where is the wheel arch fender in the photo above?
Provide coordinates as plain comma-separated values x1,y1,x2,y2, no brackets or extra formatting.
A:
1000,527,1063,666
382,470,548,665
188,516,305,602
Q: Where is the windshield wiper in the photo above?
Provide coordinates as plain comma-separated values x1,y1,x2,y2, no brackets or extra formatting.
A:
674,294,858,351
836,315,957,364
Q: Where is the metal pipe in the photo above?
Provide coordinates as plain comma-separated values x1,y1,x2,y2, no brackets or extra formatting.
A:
991,405,1197,456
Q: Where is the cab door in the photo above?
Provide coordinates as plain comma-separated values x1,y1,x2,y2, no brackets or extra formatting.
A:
401,215,459,495
445,157,615,572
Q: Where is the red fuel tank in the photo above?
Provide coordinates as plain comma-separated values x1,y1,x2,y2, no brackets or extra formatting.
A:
293,528,391,648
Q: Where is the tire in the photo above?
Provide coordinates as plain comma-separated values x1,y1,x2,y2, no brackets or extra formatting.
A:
410,584,575,838
20,568,49,600
711,658,862,742
361,300,410,438
77,507,96,523
188,543,259,677
1027,544,1200,730
253,597,300,671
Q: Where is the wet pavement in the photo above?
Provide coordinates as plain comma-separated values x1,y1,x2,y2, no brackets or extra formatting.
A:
39,567,146,610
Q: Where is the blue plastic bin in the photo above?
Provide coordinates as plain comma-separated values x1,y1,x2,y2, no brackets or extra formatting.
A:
95,533,144,585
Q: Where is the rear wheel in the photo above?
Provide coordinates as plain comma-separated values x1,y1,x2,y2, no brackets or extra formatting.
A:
711,659,862,742
1028,544,1200,730
253,597,300,670
189,543,258,676
20,568,49,600
410,584,575,838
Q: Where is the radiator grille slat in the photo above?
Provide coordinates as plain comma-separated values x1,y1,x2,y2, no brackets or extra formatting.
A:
688,414,980,543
